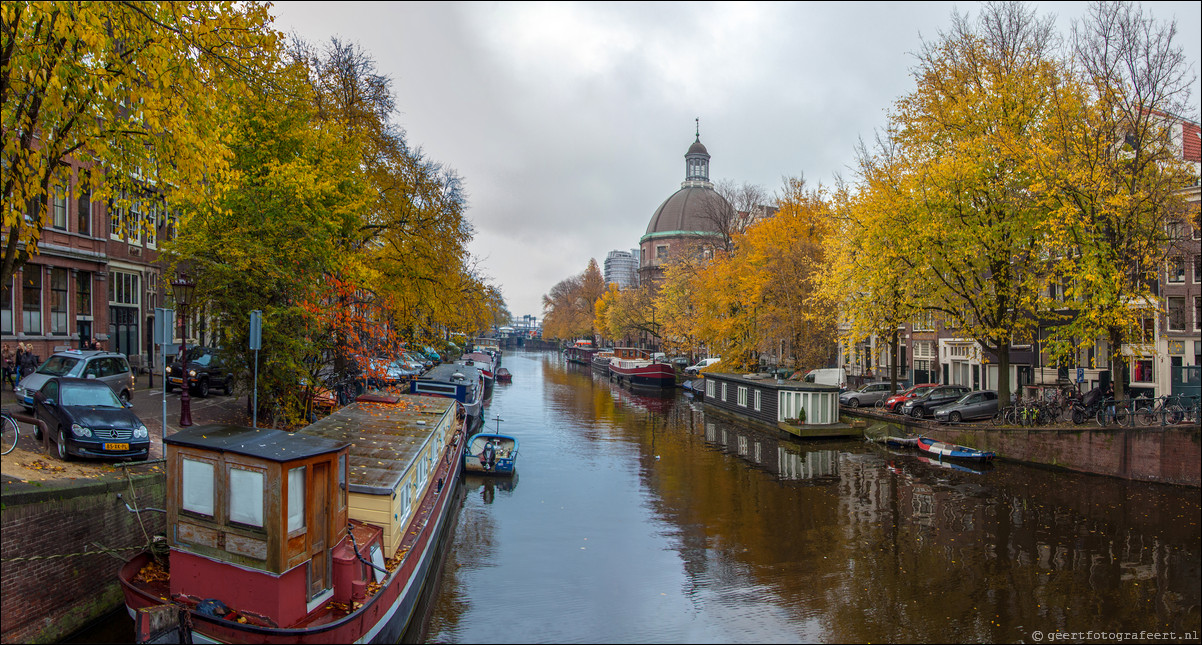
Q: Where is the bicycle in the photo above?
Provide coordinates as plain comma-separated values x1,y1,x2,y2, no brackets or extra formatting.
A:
1096,398,1129,427
1135,395,1186,426
1,410,18,455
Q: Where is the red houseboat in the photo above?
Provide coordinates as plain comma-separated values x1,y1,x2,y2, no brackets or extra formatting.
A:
608,347,676,388
563,339,597,366
118,393,467,643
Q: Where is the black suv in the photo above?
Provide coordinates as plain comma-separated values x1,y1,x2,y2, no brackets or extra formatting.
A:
166,347,233,398
900,385,971,418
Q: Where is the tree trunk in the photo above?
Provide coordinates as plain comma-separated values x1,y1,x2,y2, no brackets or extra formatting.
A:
1109,327,1126,402
996,340,1012,406
889,328,900,395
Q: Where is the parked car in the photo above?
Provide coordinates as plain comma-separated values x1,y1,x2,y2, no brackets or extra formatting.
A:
166,347,232,398
804,368,848,390
934,390,1000,423
881,383,938,413
34,377,149,461
15,350,136,411
839,382,898,408
685,357,721,375
900,385,972,418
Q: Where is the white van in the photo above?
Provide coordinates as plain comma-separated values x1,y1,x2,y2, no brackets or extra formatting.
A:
803,368,847,389
685,357,721,375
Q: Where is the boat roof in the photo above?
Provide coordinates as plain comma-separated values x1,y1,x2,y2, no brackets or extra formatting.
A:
422,363,482,382
165,425,349,462
705,372,840,391
298,393,455,495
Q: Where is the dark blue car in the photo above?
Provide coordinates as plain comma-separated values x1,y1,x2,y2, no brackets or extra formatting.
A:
34,377,150,461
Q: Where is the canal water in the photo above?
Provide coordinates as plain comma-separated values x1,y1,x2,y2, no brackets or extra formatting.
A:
66,349,1200,643
412,350,1201,643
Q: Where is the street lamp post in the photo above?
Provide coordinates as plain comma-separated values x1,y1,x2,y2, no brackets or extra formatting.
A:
171,275,196,427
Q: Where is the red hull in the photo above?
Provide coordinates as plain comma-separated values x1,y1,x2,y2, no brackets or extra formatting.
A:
609,362,676,387
119,419,467,644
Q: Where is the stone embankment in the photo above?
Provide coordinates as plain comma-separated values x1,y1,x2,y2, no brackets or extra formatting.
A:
845,407,1201,487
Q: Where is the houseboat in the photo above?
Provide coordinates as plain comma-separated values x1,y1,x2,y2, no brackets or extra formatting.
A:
118,392,467,644
591,349,615,375
702,372,861,439
564,339,597,366
471,338,502,367
458,352,495,389
411,362,487,430
607,347,676,388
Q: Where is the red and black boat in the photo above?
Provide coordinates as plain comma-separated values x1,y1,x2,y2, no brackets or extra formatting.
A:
607,347,676,388
118,392,467,644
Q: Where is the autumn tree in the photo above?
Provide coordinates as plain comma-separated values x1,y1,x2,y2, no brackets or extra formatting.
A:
595,282,661,347
166,53,362,425
1,1,278,288
744,177,837,370
699,179,770,253
1035,0,1197,400
852,2,1068,405
542,259,605,342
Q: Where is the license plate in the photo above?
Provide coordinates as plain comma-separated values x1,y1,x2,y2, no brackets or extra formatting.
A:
104,443,130,451
170,377,183,384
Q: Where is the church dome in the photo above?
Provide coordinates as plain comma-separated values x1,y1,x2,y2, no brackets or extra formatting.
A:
687,140,708,155
644,186,729,237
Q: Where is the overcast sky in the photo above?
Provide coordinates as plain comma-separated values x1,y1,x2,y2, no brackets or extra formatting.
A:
270,1,1201,319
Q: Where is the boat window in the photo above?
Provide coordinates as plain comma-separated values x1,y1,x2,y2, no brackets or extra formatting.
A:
229,467,265,527
398,483,412,523
287,466,306,533
182,458,215,517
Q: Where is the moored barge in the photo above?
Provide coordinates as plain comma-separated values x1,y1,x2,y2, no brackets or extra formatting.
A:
118,393,467,643
607,347,675,388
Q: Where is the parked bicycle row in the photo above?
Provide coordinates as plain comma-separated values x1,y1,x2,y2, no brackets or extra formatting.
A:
839,381,1201,428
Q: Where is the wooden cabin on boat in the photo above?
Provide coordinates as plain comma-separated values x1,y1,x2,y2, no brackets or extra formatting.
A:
164,425,351,627
300,393,460,557
702,373,860,439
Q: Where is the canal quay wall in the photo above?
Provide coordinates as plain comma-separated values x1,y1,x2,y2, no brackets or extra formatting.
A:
1,470,166,644
846,408,1201,487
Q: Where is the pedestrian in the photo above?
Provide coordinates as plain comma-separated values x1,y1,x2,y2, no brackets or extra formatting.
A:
17,343,38,379
2,344,14,390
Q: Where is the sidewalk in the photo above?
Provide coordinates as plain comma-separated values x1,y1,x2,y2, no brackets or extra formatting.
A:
1,372,251,484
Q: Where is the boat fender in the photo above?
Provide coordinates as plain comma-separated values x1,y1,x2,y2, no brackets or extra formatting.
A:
196,599,230,618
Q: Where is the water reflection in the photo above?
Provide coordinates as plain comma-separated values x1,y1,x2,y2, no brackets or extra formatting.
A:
423,351,1199,643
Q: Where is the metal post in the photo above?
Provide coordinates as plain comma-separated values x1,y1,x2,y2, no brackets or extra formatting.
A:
249,310,262,429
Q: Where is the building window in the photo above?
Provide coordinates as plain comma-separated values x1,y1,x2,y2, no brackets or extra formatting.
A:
21,268,42,335
287,466,306,533
1167,297,1187,332
52,188,67,230
49,268,68,335
76,272,91,318
1140,315,1155,342
1,280,12,335
1132,357,1154,383
181,457,215,517
1195,297,1201,332
77,173,91,235
109,271,140,306
656,245,668,260
1194,255,1200,284
1167,257,1185,283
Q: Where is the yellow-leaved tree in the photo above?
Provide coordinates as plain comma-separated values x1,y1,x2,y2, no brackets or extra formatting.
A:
2,1,279,288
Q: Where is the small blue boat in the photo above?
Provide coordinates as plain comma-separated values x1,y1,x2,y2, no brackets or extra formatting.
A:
464,432,518,475
917,436,995,462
